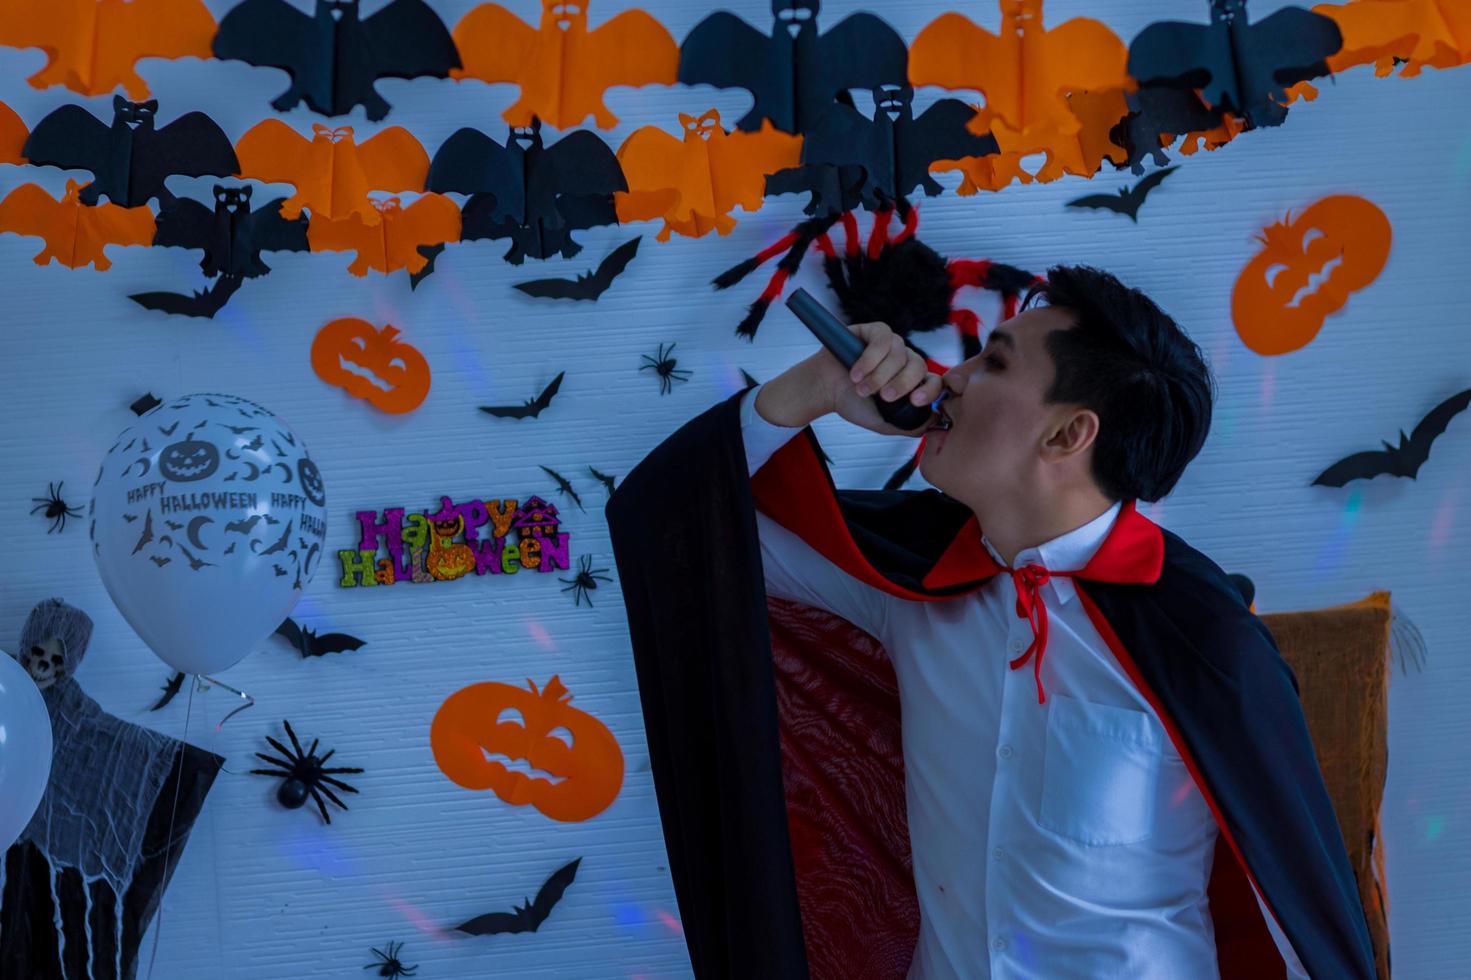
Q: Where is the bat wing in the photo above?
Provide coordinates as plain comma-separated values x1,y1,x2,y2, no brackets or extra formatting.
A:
1406,387,1471,470
455,910,528,936
907,98,999,182
212,0,315,74
238,197,310,272
479,402,537,418
1129,164,1178,201
388,194,461,274
105,0,217,66
23,104,112,175
150,671,186,711
712,123,803,214
1238,6,1343,114
427,128,522,217
0,183,66,243
615,125,686,197
677,12,769,92
302,632,366,656
908,13,1003,92
1127,19,1222,93
151,196,215,251
144,112,239,189
589,237,639,292
1,100,27,164
544,131,627,197
362,0,461,79
234,118,315,189
355,125,430,193
588,10,679,88
129,276,241,318
451,3,538,85
306,211,374,270
274,617,305,652
1310,449,1398,488
458,192,516,242
1064,192,1129,214
528,857,581,927
817,13,908,93
532,371,566,411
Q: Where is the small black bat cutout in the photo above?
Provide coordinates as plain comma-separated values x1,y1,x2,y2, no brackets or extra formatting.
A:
149,671,186,711
514,236,640,301
130,274,244,319
480,372,565,420
1064,166,1179,222
1311,387,1471,487
539,464,584,512
455,857,581,936
275,618,367,659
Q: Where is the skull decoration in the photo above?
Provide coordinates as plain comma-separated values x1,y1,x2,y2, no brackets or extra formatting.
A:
158,437,220,482
17,598,93,690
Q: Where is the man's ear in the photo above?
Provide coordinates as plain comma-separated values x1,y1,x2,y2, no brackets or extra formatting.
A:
1042,408,1099,460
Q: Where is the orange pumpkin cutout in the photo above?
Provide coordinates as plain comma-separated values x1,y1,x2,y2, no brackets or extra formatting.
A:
311,318,431,413
1232,195,1391,356
431,676,624,822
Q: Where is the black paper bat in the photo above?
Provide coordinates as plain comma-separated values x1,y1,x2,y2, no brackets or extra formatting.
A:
150,185,310,278
479,371,564,420
1064,166,1179,222
409,242,445,290
455,857,581,936
1111,87,1230,174
679,2,907,135
275,617,367,658
130,274,244,319
427,118,626,265
539,464,584,513
1311,387,1471,487
213,0,460,121
767,85,997,214
1128,0,1342,130
587,466,617,495
513,236,640,300
22,96,238,208
149,671,186,711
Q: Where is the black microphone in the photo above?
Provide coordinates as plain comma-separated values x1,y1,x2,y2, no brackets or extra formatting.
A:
784,288,937,432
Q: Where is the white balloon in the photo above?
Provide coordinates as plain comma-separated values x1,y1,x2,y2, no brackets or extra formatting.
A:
0,650,53,851
91,393,328,675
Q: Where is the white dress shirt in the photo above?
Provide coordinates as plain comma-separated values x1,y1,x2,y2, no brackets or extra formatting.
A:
738,385,1308,980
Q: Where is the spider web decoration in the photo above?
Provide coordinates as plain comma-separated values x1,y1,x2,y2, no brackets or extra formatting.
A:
0,600,222,980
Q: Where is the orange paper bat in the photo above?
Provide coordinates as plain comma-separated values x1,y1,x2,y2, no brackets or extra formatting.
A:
308,193,462,276
614,109,801,240
909,0,1135,144
0,179,154,269
1314,0,1471,77
0,0,214,99
1,101,26,164
235,120,428,226
452,0,678,129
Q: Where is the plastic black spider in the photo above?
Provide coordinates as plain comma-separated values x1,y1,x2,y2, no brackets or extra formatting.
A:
364,940,417,977
249,719,364,824
639,342,691,395
560,554,612,607
32,481,83,533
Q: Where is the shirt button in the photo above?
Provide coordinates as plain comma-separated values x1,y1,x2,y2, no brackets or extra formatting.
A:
992,937,1006,951
998,743,1014,759
1008,638,1024,653
992,847,1004,860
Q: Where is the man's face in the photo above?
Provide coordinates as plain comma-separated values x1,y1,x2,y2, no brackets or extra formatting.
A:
918,304,1080,509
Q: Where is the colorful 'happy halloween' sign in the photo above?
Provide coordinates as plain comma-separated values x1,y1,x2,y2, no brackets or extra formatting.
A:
431,675,623,822
340,494,570,586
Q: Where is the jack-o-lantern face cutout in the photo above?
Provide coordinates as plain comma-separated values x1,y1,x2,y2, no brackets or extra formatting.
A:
297,457,326,507
431,676,624,822
310,317,431,413
158,437,220,482
1232,195,1391,356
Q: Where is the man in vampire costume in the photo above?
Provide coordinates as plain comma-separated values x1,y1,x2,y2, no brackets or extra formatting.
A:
607,265,1375,979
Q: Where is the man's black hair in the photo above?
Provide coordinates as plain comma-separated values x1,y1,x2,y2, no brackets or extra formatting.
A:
1021,265,1215,502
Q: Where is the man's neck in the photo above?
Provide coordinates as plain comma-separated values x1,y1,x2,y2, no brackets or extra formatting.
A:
974,489,1119,568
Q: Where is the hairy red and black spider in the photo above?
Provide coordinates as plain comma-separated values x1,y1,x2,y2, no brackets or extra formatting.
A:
715,201,1043,488
639,341,692,395
249,719,364,825
32,481,83,533
713,199,1040,359
364,940,417,977
560,554,612,607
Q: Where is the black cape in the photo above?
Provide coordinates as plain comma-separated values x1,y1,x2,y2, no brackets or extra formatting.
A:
606,387,1376,980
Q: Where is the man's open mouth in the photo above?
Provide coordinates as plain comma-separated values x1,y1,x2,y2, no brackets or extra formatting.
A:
928,393,954,432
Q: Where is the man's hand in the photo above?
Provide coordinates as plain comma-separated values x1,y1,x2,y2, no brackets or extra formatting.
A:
756,320,944,435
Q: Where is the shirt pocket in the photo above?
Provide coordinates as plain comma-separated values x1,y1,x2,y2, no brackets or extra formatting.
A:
1039,693,1164,847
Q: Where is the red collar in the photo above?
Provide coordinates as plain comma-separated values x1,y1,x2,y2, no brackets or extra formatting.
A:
921,500,1165,590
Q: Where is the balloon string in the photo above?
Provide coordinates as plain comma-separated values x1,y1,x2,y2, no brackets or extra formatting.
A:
145,680,194,980
197,674,255,730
